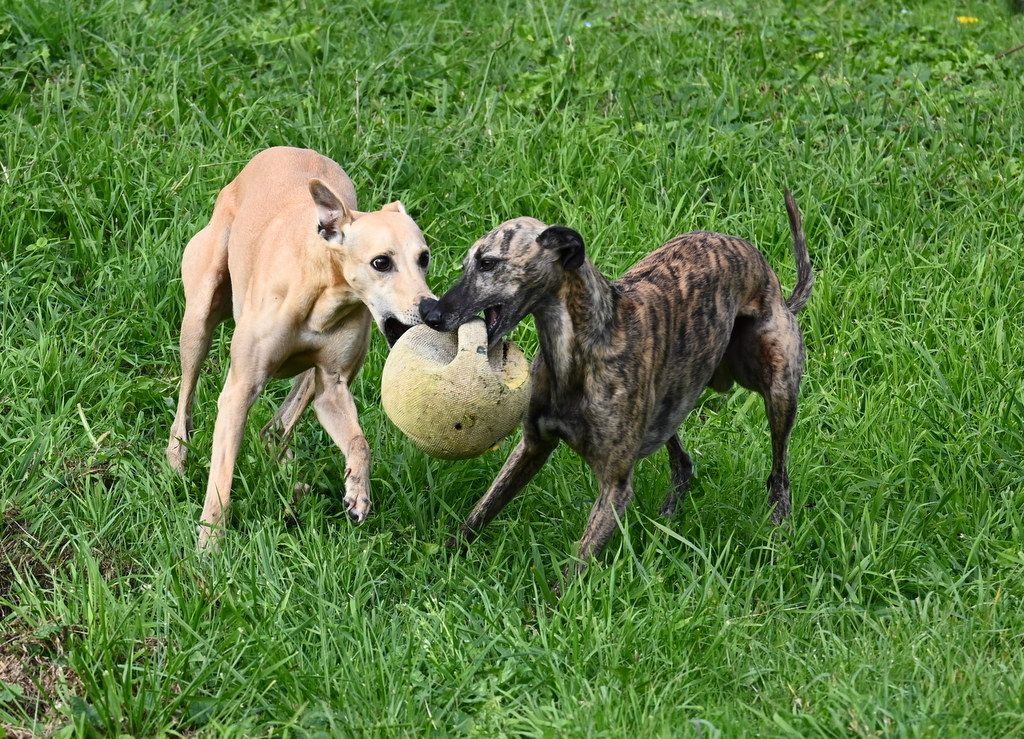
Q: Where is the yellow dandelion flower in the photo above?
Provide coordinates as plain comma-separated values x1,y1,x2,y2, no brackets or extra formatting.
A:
957,16,979,24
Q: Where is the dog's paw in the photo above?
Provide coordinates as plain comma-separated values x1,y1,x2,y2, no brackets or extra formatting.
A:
769,493,791,525
550,559,589,596
344,493,371,524
166,440,188,475
445,533,470,553
196,523,223,552
259,422,296,463
343,468,371,524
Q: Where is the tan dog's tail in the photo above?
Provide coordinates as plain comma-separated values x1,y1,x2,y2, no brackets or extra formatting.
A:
783,189,814,314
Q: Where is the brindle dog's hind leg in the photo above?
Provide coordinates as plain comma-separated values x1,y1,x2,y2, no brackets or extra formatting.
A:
659,434,694,517
764,382,798,523
723,310,805,524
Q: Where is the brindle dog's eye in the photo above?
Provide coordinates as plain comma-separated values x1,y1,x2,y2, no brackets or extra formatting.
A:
478,257,498,272
418,251,430,269
371,255,393,272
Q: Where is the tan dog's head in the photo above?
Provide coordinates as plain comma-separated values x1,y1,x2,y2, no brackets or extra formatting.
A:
309,179,435,346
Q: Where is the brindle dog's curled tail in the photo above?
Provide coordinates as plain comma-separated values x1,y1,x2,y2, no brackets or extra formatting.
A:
783,190,814,314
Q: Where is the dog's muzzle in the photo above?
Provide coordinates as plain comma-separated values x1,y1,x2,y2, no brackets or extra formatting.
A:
383,317,412,346
419,297,444,330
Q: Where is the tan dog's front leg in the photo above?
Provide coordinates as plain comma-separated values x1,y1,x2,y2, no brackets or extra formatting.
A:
197,364,268,549
312,369,371,523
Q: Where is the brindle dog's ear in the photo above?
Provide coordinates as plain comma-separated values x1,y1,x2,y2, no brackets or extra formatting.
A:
309,178,353,243
537,225,585,270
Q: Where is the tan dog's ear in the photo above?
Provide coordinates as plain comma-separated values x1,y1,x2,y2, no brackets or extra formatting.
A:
381,200,407,215
309,179,353,243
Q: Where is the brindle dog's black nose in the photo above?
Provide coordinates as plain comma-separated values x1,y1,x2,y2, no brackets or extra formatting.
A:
419,298,444,330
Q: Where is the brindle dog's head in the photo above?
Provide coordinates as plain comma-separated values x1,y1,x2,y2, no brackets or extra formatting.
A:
420,217,585,346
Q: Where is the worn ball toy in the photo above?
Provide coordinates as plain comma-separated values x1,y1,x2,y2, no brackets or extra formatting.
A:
381,319,531,459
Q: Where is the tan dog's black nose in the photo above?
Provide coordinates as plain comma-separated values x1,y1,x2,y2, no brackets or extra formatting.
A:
419,297,444,330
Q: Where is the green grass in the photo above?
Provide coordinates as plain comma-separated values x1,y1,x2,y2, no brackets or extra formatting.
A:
2,0,1023,735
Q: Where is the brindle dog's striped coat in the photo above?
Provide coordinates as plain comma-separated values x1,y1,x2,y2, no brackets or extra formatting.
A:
420,193,813,578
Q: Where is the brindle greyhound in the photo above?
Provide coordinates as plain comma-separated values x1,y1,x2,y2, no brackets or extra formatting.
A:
420,192,813,576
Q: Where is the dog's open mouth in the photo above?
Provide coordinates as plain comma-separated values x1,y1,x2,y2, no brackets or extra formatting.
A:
383,317,412,347
483,305,502,336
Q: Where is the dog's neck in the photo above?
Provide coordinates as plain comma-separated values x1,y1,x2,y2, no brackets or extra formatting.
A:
533,259,615,385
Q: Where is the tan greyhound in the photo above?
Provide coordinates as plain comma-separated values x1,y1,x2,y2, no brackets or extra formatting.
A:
166,146,435,549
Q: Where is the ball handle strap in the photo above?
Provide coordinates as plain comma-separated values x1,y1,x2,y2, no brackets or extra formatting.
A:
453,318,491,371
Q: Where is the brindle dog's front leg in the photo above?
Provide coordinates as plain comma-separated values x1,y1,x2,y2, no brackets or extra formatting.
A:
450,434,558,548
572,467,636,575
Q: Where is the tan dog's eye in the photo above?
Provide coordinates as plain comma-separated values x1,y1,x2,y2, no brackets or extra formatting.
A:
371,255,393,272
478,257,498,272
418,251,430,269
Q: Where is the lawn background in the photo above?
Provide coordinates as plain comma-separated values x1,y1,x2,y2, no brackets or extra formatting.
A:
2,0,1023,735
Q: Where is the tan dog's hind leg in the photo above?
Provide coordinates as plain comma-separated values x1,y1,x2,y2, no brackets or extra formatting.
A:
311,368,372,523
167,221,232,473
260,369,315,462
